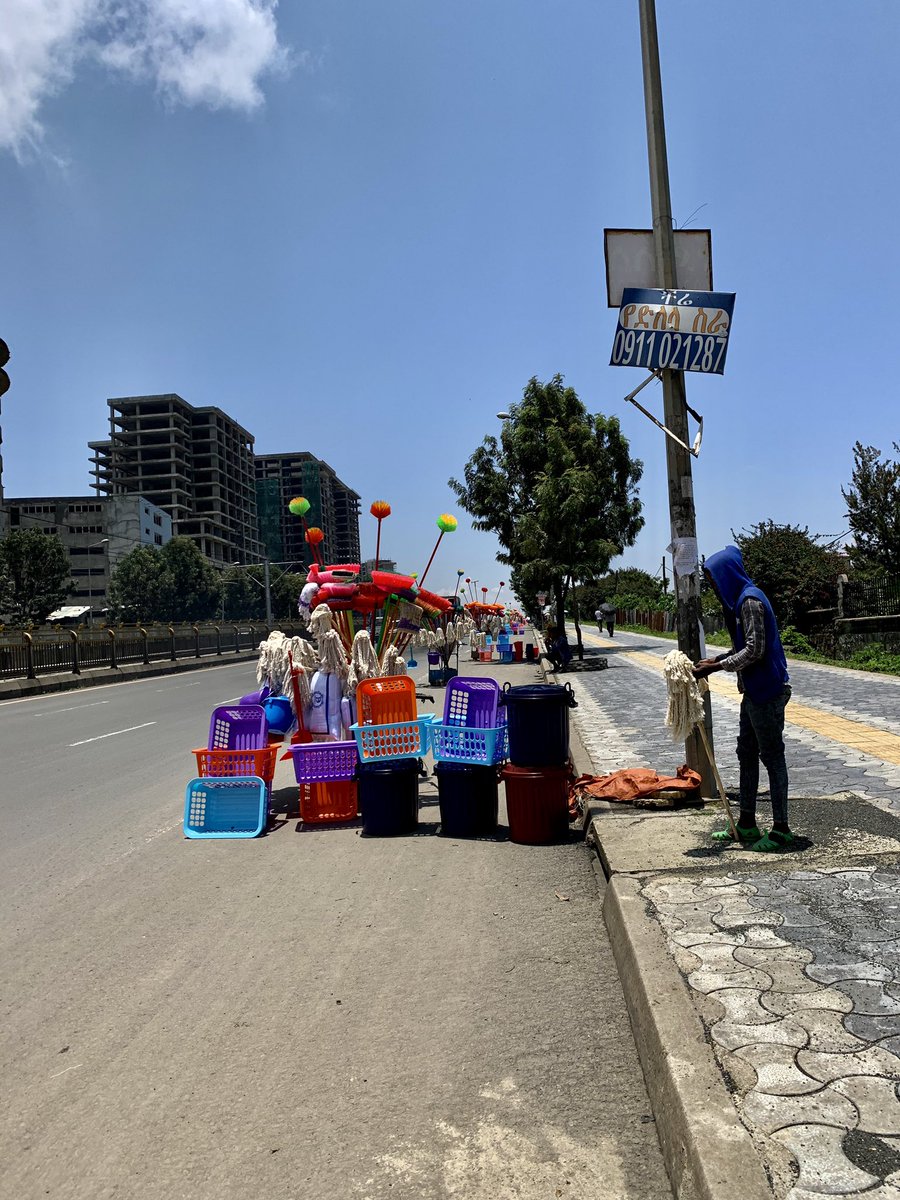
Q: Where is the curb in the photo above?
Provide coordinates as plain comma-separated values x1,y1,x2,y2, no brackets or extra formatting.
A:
0,651,260,702
601,872,773,1200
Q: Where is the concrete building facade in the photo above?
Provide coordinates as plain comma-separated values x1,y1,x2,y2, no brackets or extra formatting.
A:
89,394,262,567
254,452,361,570
4,494,172,618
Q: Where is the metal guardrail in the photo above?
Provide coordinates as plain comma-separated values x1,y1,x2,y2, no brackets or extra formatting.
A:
0,623,299,681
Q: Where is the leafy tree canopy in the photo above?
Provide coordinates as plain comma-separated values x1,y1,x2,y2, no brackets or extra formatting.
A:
0,529,71,624
450,375,644,616
108,537,222,622
732,521,844,631
842,441,900,577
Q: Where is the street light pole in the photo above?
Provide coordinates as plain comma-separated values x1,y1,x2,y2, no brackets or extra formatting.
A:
87,538,109,628
638,0,714,785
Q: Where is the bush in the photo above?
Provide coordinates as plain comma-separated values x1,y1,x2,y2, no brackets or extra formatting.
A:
780,625,816,657
846,643,900,675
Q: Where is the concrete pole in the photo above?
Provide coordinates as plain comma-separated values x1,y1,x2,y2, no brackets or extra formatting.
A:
638,0,714,786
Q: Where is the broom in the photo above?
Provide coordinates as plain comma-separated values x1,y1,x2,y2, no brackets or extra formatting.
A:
663,649,737,838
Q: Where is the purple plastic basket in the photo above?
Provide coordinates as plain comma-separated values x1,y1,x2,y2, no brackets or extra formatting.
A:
443,678,501,728
286,740,359,784
208,704,268,751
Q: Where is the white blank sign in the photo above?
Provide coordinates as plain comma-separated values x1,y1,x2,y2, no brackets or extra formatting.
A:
604,229,713,307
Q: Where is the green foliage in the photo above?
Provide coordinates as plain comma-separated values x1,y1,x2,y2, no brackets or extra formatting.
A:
0,529,71,623
779,625,816,657
273,572,307,620
109,537,222,622
845,642,900,675
842,441,900,576
221,566,266,621
450,375,644,616
580,567,671,616
732,521,843,630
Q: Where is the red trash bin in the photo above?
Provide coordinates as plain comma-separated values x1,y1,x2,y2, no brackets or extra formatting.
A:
501,763,570,844
512,641,524,661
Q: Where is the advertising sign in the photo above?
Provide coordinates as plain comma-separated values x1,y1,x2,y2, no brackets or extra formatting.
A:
610,288,735,375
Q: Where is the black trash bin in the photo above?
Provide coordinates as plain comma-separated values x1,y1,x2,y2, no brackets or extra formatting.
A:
501,682,577,767
435,762,499,838
358,758,420,836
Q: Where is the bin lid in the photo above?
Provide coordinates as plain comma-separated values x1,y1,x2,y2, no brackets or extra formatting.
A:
358,757,421,775
501,683,576,706
501,763,571,778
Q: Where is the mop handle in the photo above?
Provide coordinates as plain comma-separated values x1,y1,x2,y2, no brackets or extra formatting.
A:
695,721,738,838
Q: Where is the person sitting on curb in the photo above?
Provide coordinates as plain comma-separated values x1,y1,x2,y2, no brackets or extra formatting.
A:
692,545,794,852
541,624,573,673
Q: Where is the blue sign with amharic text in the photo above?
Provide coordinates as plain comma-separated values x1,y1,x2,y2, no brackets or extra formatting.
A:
610,287,736,375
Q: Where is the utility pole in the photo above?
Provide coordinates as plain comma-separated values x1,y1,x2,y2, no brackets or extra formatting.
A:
638,0,714,785
263,558,273,625
661,556,668,592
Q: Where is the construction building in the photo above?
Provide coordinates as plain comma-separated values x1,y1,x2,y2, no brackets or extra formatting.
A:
3,494,172,620
255,452,361,570
89,394,262,568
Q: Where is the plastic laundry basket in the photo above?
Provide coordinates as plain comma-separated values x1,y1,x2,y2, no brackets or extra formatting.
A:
184,776,267,838
207,705,267,751
443,677,500,728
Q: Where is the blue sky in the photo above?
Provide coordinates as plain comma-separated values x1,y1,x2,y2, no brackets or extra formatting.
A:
2,1,897,601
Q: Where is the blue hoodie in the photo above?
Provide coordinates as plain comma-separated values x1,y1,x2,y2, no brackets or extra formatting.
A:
704,546,789,704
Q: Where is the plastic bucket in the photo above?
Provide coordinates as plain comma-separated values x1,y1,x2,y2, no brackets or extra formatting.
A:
524,645,536,662
502,763,570,844
358,759,419,836
435,763,499,837
512,641,523,662
501,683,577,767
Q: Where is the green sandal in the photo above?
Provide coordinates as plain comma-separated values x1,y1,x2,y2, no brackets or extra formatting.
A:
749,829,796,852
711,823,761,844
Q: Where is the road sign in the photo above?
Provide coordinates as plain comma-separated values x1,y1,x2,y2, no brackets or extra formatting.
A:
604,229,712,307
536,591,547,606
610,288,735,375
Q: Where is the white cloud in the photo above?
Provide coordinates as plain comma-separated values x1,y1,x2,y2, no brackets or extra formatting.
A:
0,0,289,157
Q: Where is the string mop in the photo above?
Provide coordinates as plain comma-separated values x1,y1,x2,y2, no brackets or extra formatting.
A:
663,649,737,838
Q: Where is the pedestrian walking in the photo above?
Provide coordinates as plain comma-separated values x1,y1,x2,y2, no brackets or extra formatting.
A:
692,546,793,851
595,600,616,637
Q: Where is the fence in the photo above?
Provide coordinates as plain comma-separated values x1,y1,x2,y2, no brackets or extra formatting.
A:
0,623,300,682
841,575,900,618
616,608,727,636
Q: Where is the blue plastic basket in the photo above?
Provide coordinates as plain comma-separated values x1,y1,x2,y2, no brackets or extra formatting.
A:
184,776,268,838
350,716,434,762
429,722,508,765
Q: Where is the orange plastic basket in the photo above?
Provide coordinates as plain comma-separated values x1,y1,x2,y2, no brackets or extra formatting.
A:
299,779,358,823
192,746,279,787
356,676,418,725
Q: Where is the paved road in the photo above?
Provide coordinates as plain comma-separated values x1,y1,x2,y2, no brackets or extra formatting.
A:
1,661,671,1200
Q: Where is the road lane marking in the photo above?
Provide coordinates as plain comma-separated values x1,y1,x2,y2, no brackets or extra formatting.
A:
68,721,157,747
580,630,900,766
0,660,254,707
41,700,111,715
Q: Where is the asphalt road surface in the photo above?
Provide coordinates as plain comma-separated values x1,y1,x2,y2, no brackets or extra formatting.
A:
1,663,671,1200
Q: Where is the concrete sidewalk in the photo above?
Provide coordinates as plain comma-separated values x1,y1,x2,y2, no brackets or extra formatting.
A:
556,626,900,1200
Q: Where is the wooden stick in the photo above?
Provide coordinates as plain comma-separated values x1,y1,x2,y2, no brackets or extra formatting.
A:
695,721,738,839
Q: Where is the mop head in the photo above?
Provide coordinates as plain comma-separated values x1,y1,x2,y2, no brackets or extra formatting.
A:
382,647,408,676
348,630,381,690
663,649,707,743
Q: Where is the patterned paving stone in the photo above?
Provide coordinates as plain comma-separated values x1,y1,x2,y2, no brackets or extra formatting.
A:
713,1016,808,1052
761,988,854,1017
741,1086,859,1136
688,966,774,994
846,1014,900,1042
772,1124,881,1194
732,1043,823,1096
832,980,900,1017
713,987,786,1026
832,1075,900,1135
788,1009,869,1053
797,1046,900,1085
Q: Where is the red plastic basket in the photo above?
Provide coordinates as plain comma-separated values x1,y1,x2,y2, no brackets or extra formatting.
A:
192,746,279,788
299,779,358,823
356,676,418,725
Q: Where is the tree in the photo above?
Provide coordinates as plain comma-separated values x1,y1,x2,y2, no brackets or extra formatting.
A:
273,572,306,620
842,441,900,576
450,375,644,652
579,567,669,617
0,529,71,624
732,521,843,631
108,538,221,622
221,566,266,621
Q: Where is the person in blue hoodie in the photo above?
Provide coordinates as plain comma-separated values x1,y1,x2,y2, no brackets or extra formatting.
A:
693,546,794,851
